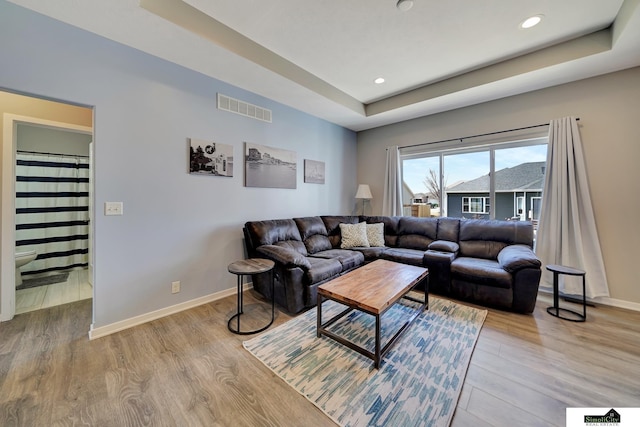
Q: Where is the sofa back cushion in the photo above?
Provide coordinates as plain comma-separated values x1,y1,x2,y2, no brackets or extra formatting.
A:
436,217,460,242
396,217,438,250
458,219,533,260
321,216,360,248
244,219,307,256
361,216,401,247
294,216,332,254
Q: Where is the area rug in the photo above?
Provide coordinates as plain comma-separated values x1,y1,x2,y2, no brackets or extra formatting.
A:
16,272,69,290
243,296,487,427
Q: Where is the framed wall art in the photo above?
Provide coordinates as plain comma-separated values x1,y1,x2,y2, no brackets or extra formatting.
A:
304,159,325,184
245,142,296,189
189,138,233,177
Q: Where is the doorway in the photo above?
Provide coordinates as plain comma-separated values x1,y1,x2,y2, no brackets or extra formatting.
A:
15,124,92,314
0,91,93,321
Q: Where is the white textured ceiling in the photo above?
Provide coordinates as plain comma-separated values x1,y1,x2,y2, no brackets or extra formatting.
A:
9,0,640,131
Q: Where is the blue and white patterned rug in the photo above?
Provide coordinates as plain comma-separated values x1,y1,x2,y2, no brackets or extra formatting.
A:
243,296,487,427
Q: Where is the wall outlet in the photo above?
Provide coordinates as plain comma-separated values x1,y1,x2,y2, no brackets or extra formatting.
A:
171,281,181,294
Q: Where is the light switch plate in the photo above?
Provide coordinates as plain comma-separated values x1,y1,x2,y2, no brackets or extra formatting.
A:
104,202,123,216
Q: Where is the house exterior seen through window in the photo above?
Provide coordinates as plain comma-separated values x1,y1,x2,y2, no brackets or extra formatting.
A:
401,138,548,225
462,197,490,214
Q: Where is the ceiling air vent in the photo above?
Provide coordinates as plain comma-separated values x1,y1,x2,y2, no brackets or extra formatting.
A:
217,93,272,123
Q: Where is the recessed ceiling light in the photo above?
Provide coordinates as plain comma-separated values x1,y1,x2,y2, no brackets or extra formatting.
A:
396,0,414,12
374,77,385,84
520,15,543,29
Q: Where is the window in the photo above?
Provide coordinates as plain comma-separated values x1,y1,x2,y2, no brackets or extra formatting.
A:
401,136,548,221
463,197,490,214
402,155,440,217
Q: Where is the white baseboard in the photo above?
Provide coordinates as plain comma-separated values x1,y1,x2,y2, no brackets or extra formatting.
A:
597,297,640,312
538,288,640,312
89,284,640,340
88,283,252,340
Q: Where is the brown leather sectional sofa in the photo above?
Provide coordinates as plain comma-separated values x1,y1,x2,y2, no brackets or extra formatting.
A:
243,215,542,314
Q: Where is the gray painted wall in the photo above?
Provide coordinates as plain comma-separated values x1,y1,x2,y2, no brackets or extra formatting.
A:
495,193,513,220
358,67,640,307
0,1,357,327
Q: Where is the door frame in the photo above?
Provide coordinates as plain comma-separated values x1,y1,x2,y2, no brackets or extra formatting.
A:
516,195,525,221
1,113,93,321
530,196,543,221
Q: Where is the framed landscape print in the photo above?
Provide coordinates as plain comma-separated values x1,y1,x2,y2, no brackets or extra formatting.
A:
304,159,325,184
245,142,296,189
189,138,233,177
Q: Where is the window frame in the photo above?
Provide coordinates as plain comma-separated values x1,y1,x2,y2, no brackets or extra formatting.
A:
462,196,490,214
400,136,548,220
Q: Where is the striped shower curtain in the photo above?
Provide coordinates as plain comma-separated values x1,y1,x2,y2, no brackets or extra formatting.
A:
15,153,90,277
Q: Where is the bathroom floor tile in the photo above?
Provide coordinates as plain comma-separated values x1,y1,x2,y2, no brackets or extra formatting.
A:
15,269,92,315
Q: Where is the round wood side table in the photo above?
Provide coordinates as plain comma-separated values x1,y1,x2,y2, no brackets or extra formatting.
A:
546,264,587,322
227,258,275,335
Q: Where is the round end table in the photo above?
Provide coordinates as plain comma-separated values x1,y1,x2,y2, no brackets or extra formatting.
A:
546,264,587,322
227,258,275,335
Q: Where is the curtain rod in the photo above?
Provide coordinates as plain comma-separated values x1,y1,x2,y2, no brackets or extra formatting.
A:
17,150,89,159
396,117,581,150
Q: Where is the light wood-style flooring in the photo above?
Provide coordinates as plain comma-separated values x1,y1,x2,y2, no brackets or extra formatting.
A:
15,269,92,315
1,291,639,426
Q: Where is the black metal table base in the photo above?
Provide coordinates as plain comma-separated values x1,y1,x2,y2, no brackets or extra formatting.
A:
546,306,585,322
317,289,427,369
228,270,275,335
546,265,587,322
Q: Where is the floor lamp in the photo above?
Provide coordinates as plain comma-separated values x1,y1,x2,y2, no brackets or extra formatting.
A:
355,184,373,215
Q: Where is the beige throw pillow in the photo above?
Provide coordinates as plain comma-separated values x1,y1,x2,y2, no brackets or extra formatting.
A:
366,223,385,247
340,222,370,248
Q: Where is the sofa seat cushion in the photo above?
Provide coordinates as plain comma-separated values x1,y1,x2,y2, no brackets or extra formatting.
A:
451,257,512,289
381,248,425,266
305,257,343,285
310,249,365,271
352,246,388,262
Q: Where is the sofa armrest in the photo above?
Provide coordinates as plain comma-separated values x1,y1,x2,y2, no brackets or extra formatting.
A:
497,245,541,273
428,240,460,254
424,249,457,294
257,245,311,269
424,249,457,266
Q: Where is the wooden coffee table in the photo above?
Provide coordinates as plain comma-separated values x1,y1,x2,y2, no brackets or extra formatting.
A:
316,259,429,369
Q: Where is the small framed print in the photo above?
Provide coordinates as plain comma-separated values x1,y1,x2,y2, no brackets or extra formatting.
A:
304,159,325,184
189,138,233,177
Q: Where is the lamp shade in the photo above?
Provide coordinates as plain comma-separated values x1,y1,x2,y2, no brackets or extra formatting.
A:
355,184,373,199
